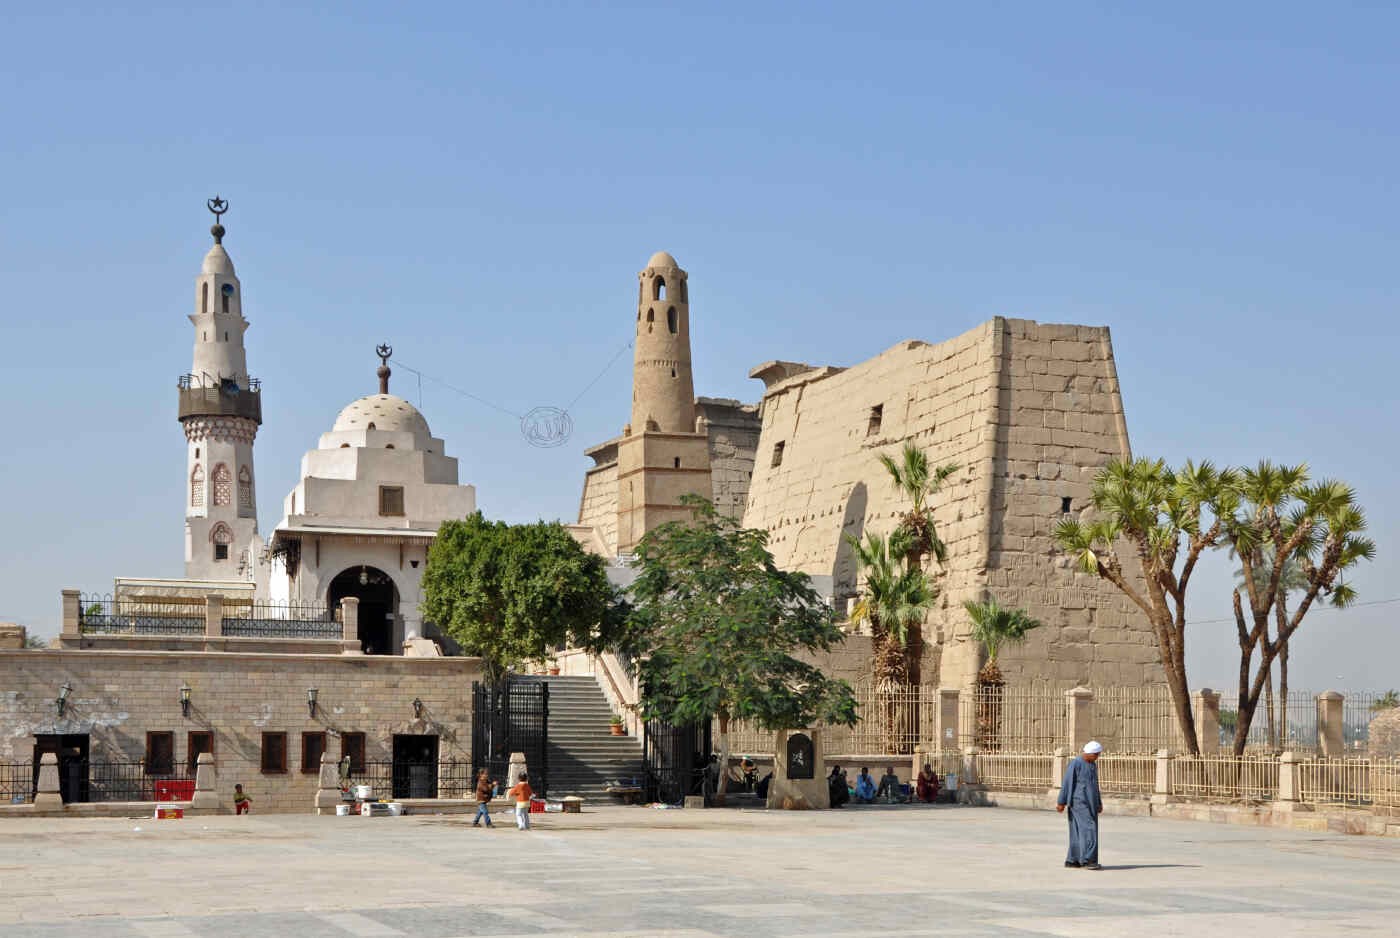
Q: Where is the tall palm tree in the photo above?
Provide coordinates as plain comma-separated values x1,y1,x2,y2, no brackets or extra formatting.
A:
963,597,1042,751
1232,546,1308,749
847,531,933,687
877,443,959,681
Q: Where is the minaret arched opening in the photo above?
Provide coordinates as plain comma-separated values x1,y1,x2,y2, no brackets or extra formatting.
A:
667,307,677,334
654,277,667,301
201,283,209,314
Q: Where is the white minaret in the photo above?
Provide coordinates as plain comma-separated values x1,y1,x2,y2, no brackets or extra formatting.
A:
179,197,261,580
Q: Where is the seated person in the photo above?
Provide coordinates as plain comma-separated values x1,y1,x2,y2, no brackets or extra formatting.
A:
853,767,877,804
755,771,772,801
828,765,850,807
876,766,904,803
916,763,941,803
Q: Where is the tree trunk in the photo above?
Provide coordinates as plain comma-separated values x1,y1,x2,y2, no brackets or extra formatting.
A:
1278,643,1290,748
714,712,731,806
1156,616,1199,756
1263,662,1277,751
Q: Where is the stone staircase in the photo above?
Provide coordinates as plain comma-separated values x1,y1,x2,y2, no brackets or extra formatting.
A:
542,675,644,800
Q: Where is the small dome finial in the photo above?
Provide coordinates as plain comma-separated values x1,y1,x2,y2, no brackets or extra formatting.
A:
376,343,393,394
207,195,229,244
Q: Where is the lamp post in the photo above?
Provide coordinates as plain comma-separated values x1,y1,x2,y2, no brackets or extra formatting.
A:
179,683,192,718
56,682,72,718
412,697,424,719
307,687,318,719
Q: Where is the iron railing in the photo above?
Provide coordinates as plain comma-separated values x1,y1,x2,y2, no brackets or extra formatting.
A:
0,763,34,804
348,761,475,800
960,683,1072,751
1297,757,1373,808
221,599,339,639
1171,755,1279,803
974,752,1054,792
472,680,549,796
79,594,204,636
1095,754,1157,795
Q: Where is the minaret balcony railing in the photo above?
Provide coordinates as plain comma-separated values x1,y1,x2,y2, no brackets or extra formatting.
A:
176,375,262,423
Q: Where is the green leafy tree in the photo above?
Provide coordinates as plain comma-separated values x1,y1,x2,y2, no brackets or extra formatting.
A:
24,633,48,649
627,496,857,803
422,513,620,685
1054,458,1235,756
963,597,1043,687
1220,463,1374,754
1371,691,1400,713
877,444,960,682
847,531,932,686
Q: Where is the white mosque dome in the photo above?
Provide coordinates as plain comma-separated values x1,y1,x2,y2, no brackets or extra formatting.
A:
646,250,679,270
333,394,432,438
202,244,236,275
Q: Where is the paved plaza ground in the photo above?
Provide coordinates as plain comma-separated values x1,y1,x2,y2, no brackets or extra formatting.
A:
3,803,1399,937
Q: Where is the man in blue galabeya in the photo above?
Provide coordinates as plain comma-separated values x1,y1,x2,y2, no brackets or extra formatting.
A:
1057,740,1104,870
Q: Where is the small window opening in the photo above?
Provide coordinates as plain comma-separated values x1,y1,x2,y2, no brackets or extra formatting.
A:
671,368,676,378
667,307,677,333
194,448,199,458
366,422,376,431
1061,496,1073,514
385,443,395,449
654,277,666,301
771,441,785,468
203,331,207,342
221,292,230,314
673,457,680,468
646,309,654,322
379,485,405,517
224,331,229,342
340,443,350,448
214,543,229,561
201,283,209,314
867,404,883,436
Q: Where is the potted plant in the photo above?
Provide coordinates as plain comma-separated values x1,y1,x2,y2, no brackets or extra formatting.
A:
609,715,626,736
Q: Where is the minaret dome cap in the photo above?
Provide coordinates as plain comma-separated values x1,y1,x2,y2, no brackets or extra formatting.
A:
646,250,680,270
202,244,236,276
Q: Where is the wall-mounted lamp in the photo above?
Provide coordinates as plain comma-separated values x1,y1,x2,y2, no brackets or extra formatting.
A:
179,683,192,718
359,565,369,586
56,682,72,718
412,697,424,719
307,687,319,718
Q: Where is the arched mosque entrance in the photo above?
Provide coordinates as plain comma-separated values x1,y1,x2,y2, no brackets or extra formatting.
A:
328,565,399,655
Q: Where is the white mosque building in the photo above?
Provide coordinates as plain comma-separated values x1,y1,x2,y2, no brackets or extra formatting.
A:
174,199,476,655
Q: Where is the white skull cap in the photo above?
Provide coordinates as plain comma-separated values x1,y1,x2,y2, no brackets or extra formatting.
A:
1083,741,1104,754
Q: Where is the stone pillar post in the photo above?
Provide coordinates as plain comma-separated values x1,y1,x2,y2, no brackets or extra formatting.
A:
61,589,81,640
1273,750,1312,812
1151,748,1175,804
1191,689,1221,754
1065,686,1094,753
507,751,528,789
204,594,223,638
190,752,219,812
34,753,62,811
935,688,960,752
340,597,362,655
315,751,343,814
1048,746,1069,798
1317,691,1345,757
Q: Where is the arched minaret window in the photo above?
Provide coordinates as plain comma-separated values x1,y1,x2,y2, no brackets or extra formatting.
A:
654,277,666,301
201,283,209,314
190,464,205,508
221,284,231,314
667,307,677,334
211,522,233,561
238,465,252,510
212,463,232,507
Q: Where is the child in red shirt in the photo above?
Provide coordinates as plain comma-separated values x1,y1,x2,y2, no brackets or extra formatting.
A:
507,773,533,830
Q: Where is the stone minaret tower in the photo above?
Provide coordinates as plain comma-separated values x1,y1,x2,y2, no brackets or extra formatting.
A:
616,251,712,552
179,198,262,580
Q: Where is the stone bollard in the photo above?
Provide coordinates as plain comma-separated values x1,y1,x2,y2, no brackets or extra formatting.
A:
191,752,219,812
507,752,528,790
61,589,81,641
1317,691,1345,758
1274,750,1311,812
1151,748,1175,804
935,688,960,751
1049,746,1069,798
34,753,62,811
1065,686,1094,754
314,752,343,814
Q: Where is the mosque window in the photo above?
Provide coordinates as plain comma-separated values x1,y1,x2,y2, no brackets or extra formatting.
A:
771,441,785,468
1061,496,1073,514
667,307,677,333
188,731,214,763
340,443,350,448
238,466,252,509
211,522,233,561
379,485,405,517
654,277,666,301
212,464,232,506
201,283,209,314
385,444,395,449
646,309,654,323
301,732,327,774
145,732,175,776
190,464,205,508
367,422,376,431
261,732,288,774
221,282,234,314
341,732,366,774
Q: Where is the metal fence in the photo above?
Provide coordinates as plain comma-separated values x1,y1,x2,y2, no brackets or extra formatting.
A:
1092,686,1178,754
221,599,339,639
1296,758,1372,808
472,680,549,796
349,761,474,800
1171,755,1279,803
960,684,1070,751
973,752,1053,792
79,594,204,636
1373,759,1400,817
0,763,33,804
1095,754,1157,796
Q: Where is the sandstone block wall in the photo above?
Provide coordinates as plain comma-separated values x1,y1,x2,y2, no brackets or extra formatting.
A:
0,650,479,813
739,318,1163,692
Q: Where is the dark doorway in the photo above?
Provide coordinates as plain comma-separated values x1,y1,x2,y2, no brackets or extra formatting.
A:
33,734,89,803
328,566,398,655
392,734,438,799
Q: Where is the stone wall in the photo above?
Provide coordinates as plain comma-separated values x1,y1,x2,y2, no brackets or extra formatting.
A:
697,397,762,520
739,318,1162,691
0,649,479,813
577,441,620,555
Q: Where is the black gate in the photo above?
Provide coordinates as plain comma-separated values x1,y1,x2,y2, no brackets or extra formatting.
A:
642,719,711,805
472,680,549,796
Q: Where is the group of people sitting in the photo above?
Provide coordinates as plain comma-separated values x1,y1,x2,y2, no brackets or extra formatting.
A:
827,763,942,806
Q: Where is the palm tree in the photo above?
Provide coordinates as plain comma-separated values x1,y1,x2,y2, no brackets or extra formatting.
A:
848,531,933,687
1231,546,1308,749
963,597,1042,750
877,443,959,681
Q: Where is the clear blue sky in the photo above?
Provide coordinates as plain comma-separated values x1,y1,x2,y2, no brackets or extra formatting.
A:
2,3,1396,691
